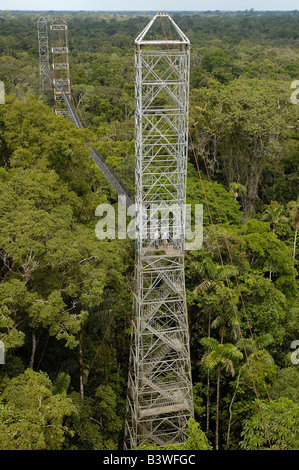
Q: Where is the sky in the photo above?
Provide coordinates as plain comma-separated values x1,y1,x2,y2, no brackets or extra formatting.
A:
0,0,298,11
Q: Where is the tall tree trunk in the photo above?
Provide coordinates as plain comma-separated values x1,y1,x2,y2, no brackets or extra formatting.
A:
293,229,297,259
29,333,36,370
79,327,84,403
206,311,211,433
245,166,260,216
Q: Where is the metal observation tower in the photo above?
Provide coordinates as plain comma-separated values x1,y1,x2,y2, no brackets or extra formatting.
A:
50,17,71,117
124,12,194,449
37,17,52,92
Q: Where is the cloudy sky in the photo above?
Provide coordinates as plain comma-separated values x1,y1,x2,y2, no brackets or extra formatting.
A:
0,0,298,11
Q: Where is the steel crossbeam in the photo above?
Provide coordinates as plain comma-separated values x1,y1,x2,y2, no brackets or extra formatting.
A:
50,17,71,116
37,17,52,92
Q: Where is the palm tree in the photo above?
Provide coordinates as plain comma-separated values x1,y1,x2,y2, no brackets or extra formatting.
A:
193,258,236,297
200,337,243,450
229,182,247,202
211,304,240,344
52,371,71,395
288,196,299,259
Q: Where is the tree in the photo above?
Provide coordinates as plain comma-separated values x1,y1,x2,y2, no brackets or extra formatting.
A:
190,77,296,215
262,201,288,234
262,201,288,278
237,219,297,298
0,56,25,89
52,372,71,395
269,367,299,402
226,333,275,448
240,397,299,450
0,161,126,364
136,418,211,450
0,10,298,452
182,418,212,450
0,369,75,450
192,257,237,434
200,337,243,450
287,196,299,258
66,385,123,450
229,182,247,207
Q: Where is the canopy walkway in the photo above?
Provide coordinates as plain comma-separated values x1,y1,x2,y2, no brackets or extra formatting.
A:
42,59,135,211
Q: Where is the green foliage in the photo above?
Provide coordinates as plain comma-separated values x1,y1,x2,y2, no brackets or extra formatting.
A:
270,367,299,402
238,219,297,297
187,167,242,226
193,382,206,418
0,128,127,350
201,338,243,374
136,418,211,450
52,372,71,395
183,418,212,450
190,76,298,214
66,385,123,450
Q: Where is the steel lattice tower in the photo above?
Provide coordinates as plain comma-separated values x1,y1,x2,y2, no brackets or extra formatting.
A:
50,17,71,116
37,17,52,92
124,12,193,449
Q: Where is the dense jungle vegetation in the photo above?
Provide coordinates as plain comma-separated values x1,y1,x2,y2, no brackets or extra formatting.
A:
0,10,298,451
